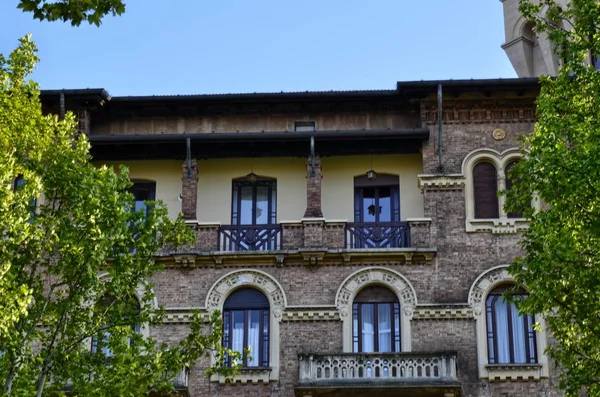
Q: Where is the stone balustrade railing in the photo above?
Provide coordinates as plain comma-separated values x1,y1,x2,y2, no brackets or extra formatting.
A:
298,352,457,384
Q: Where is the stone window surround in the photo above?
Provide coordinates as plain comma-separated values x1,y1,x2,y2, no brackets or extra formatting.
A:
205,269,287,384
468,265,549,381
463,147,531,233
336,267,416,353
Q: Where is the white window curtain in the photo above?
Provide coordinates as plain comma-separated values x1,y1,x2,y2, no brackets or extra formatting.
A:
232,311,245,365
247,311,260,367
361,304,375,352
494,298,511,363
510,302,527,363
378,304,392,352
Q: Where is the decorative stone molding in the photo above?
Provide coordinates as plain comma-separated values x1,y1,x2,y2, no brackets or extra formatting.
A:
283,306,339,322
486,364,543,382
468,265,549,381
163,308,208,324
173,254,196,269
413,305,473,320
336,267,416,352
418,174,465,191
206,269,285,382
300,249,326,272
217,368,273,384
462,148,533,233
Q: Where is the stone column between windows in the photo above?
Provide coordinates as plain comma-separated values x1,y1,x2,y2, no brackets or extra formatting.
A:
303,155,323,218
181,159,198,220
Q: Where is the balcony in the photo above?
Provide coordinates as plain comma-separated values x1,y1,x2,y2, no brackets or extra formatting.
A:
296,352,460,397
219,224,282,252
345,221,411,249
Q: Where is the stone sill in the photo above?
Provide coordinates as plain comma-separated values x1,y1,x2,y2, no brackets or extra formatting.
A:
484,363,543,382
211,367,273,384
466,218,529,234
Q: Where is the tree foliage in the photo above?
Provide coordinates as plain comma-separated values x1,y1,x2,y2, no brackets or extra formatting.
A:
17,0,126,26
0,36,240,396
506,1,600,395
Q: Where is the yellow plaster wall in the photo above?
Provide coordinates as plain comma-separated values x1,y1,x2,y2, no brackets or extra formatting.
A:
196,158,307,224
96,160,182,220
321,155,424,221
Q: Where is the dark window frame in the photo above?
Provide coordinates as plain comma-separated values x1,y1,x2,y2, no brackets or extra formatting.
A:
130,181,156,217
231,177,276,226
353,174,400,223
223,288,270,368
352,286,401,353
473,161,499,219
485,287,537,365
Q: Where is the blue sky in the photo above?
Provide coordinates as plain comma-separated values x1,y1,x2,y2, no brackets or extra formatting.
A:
0,0,516,96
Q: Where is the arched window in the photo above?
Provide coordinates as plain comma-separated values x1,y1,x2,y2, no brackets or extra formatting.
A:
223,288,270,367
352,286,400,353
505,161,522,219
486,286,536,364
92,295,141,356
473,162,499,219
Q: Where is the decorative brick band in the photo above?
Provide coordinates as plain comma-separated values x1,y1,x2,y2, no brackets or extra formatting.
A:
282,307,339,322
412,305,473,320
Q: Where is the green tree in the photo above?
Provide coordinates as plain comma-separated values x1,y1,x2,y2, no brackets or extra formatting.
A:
506,1,600,395
0,36,240,397
17,0,126,26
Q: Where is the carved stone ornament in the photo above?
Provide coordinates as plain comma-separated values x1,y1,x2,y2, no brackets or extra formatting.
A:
492,128,506,141
205,269,287,313
468,266,512,317
336,267,417,316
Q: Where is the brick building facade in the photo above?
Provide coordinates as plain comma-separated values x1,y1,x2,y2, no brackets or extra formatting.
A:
40,77,561,397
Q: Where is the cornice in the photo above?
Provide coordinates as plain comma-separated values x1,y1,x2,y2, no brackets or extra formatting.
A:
159,248,437,269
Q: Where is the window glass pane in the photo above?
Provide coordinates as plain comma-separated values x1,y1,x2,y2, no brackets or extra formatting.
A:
361,304,375,352
378,304,392,352
232,310,245,364
247,310,260,367
240,186,253,225
255,187,269,225
493,297,511,363
377,187,392,222
362,188,377,223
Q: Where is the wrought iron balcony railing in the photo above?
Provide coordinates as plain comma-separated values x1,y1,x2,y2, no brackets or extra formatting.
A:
219,224,282,252
345,221,411,249
298,352,457,385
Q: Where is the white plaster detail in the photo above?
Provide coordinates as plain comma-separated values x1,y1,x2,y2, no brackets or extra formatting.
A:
468,265,549,381
205,269,286,382
335,267,416,352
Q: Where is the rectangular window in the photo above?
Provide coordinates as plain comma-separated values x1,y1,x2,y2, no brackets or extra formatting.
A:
130,182,156,217
293,121,316,132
